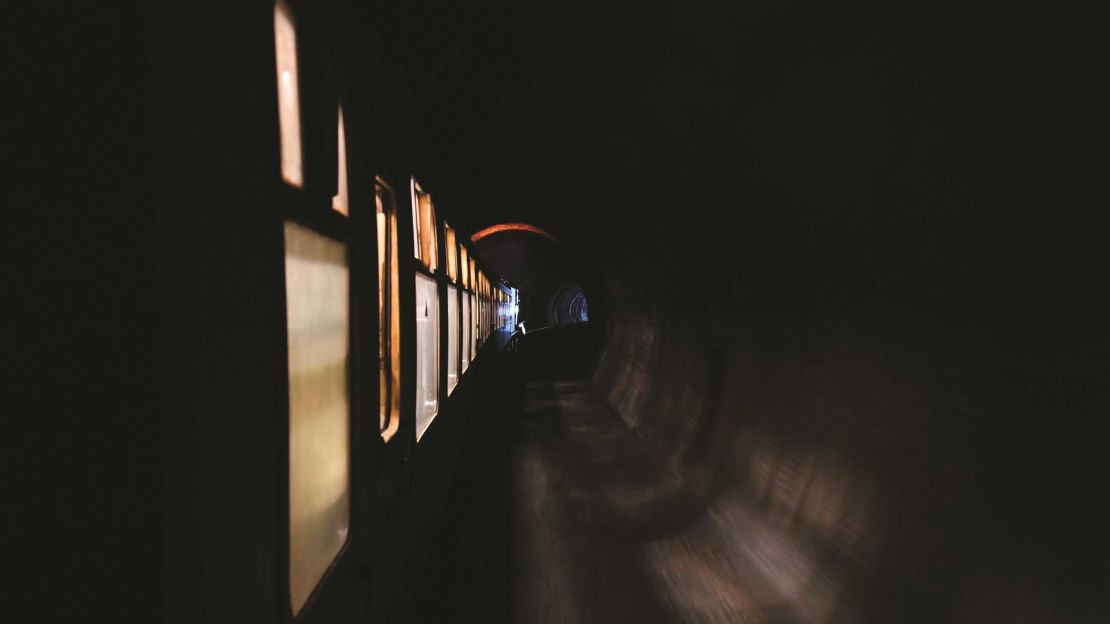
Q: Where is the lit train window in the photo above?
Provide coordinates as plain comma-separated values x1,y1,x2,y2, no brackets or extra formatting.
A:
461,294,471,373
479,273,487,340
475,272,482,343
283,221,349,616
331,107,348,215
376,178,401,442
414,272,439,441
469,258,476,293
459,246,469,289
274,0,302,187
469,292,476,361
410,178,437,271
444,225,458,282
476,275,482,342
447,285,459,394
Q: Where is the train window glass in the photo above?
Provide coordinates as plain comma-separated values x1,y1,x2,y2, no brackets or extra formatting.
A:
477,274,486,340
274,0,302,188
422,195,437,272
461,294,470,373
414,272,439,441
459,246,469,289
331,107,348,215
410,179,438,272
444,225,458,282
410,178,422,264
447,285,459,394
469,292,477,361
376,179,401,442
469,258,476,293
283,221,350,615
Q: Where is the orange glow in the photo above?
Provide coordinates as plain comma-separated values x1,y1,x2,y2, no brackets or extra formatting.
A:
470,223,560,244
411,178,438,271
444,225,458,282
375,178,400,443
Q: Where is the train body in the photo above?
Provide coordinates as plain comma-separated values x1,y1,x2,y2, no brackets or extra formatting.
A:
155,2,520,621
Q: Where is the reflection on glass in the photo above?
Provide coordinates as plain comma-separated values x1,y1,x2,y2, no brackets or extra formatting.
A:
331,107,348,216
284,221,349,615
410,178,422,264
410,178,437,271
444,226,458,282
376,180,400,442
470,292,477,359
460,246,469,289
447,285,459,394
461,294,471,373
415,272,439,441
274,0,302,187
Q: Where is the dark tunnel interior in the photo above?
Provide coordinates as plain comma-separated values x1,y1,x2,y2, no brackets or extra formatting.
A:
9,0,1109,622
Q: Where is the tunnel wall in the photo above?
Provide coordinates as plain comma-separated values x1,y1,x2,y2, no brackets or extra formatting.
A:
585,9,1108,617
592,250,1107,622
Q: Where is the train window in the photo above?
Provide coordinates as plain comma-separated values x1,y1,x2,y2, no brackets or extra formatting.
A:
469,292,477,361
283,221,350,615
331,107,348,216
414,272,439,441
376,179,401,442
444,225,458,282
461,294,471,373
410,178,438,272
469,258,476,293
459,246,469,289
274,0,302,188
478,273,487,340
447,285,459,394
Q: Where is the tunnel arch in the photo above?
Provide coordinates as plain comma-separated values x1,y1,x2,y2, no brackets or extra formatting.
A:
470,223,561,245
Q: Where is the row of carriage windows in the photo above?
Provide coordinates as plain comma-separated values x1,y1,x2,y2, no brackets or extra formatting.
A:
273,0,512,614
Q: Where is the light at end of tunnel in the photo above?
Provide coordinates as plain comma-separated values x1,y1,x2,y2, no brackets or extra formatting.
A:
470,223,560,245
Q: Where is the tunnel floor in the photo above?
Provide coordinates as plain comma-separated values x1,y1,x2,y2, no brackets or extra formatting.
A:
511,378,675,623
408,333,816,624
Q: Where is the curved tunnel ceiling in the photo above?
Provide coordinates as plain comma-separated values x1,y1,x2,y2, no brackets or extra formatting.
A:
471,223,561,245
471,228,591,329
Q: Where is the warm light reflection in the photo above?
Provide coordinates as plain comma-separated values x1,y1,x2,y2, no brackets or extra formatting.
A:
410,178,422,263
283,221,349,615
470,222,560,244
331,107,348,215
444,225,458,282
460,246,469,289
411,178,438,271
376,179,401,442
274,0,302,187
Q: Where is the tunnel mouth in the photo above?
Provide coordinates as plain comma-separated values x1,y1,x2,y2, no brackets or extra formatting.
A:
472,228,599,334
540,279,589,328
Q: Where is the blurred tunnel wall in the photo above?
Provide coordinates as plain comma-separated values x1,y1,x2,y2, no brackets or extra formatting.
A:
575,26,1108,624
588,225,1106,621
466,1,1106,617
